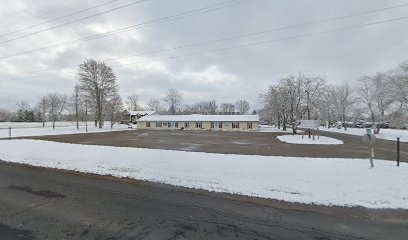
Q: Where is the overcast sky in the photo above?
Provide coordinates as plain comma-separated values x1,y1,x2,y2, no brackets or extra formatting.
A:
0,0,407,111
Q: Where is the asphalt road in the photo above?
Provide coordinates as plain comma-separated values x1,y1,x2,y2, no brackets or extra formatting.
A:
30,129,408,161
0,161,407,240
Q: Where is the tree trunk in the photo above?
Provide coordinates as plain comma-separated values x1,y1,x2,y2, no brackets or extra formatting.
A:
342,117,347,131
75,105,79,130
42,102,46,127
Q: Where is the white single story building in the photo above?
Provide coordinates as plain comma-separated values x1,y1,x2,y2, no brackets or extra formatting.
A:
121,110,158,123
137,114,259,131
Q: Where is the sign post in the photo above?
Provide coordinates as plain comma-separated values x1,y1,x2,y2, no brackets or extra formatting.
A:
300,120,320,140
397,137,400,167
362,133,376,168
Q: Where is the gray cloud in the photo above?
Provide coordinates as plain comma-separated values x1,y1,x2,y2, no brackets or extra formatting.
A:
0,0,407,111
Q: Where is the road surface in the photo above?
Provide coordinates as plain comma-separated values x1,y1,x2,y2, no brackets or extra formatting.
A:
29,129,407,161
0,161,407,240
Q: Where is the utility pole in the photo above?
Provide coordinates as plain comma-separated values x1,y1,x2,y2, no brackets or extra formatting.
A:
305,90,311,138
397,137,400,167
305,90,310,120
85,100,88,133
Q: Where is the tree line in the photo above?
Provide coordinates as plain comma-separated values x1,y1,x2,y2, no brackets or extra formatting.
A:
0,59,254,127
259,61,408,133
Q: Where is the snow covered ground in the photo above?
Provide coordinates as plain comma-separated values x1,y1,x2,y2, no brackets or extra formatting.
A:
0,122,131,138
0,139,406,209
0,121,124,128
320,127,408,142
277,135,343,145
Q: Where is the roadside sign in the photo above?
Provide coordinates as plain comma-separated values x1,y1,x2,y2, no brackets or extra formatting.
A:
300,120,320,129
362,133,376,145
362,133,376,168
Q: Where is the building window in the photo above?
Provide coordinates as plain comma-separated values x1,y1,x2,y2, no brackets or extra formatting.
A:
156,122,162,128
232,122,239,129
211,122,222,129
146,122,150,127
163,122,167,127
175,122,178,128
247,122,252,129
167,122,171,127
185,122,189,128
195,122,202,128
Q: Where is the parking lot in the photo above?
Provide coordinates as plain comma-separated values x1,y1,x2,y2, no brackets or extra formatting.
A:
29,129,407,161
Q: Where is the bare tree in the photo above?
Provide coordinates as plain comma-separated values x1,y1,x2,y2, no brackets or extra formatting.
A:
77,59,119,128
260,73,326,133
235,100,250,114
331,82,356,131
220,103,235,114
147,98,163,112
184,100,218,114
359,72,396,133
208,100,218,114
391,61,408,105
277,74,325,133
359,76,377,124
318,85,336,128
164,89,182,115
106,93,123,128
38,96,49,127
126,94,140,111
372,73,395,126
47,93,67,129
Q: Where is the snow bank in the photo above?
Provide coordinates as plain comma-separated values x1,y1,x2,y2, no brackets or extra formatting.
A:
277,135,343,145
0,140,406,209
320,127,408,142
0,124,130,138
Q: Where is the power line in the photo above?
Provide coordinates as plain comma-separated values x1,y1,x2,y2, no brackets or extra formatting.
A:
4,15,408,81
0,0,104,35
0,0,250,59
0,1,407,61
2,2,408,76
0,0,122,38
0,0,149,45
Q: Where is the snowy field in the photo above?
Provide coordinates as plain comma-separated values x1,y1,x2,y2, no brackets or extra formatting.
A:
277,135,343,145
0,121,126,128
0,122,130,138
320,127,408,142
260,125,408,142
0,139,406,209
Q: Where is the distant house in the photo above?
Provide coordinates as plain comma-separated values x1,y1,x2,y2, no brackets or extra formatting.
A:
121,110,157,124
137,114,259,131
